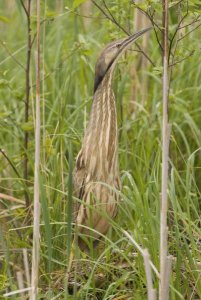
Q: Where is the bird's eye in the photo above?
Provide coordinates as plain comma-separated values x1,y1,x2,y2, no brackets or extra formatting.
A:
116,43,121,48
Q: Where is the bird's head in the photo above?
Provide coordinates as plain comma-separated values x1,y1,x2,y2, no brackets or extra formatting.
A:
94,27,151,93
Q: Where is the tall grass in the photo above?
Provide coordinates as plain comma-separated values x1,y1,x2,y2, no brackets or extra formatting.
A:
0,1,201,299
30,0,41,298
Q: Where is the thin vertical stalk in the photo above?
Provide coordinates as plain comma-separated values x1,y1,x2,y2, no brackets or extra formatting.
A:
81,0,92,30
20,0,32,207
130,1,151,115
16,271,25,300
42,0,46,165
160,0,171,299
123,231,158,299
23,248,31,299
65,143,73,296
30,0,41,299
143,249,157,300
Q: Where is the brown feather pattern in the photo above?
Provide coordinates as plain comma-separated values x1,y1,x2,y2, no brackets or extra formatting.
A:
73,70,121,251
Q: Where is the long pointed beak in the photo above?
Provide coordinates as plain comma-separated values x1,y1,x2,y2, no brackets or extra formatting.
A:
109,27,152,71
120,27,152,52
94,27,152,93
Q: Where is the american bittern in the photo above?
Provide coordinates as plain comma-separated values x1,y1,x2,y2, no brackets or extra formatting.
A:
73,28,151,253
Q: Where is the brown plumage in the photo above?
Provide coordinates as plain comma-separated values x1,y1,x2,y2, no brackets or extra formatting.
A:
72,28,151,252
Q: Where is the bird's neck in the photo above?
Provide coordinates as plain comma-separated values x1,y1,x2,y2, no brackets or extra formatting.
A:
82,71,119,180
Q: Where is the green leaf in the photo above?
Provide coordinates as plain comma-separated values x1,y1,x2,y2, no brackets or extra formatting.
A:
152,66,163,75
73,0,88,9
0,79,10,88
0,111,10,118
20,121,34,132
45,10,59,18
0,15,10,23
169,1,180,8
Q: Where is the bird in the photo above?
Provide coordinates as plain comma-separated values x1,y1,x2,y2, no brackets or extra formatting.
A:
72,28,151,253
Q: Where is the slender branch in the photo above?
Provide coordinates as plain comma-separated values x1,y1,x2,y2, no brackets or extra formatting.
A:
160,0,171,299
102,0,131,34
73,11,105,20
31,19,48,48
23,248,31,289
168,9,189,63
169,50,195,67
20,0,28,17
16,271,25,300
172,0,185,7
21,0,32,208
132,2,162,32
0,149,21,179
92,0,155,66
0,149,31,211
131,1,163,52
169,3,183,88
177,22,201,42
123,231,157,299
143,249,157,300
30,0,41,298
23,248,31,299
0,40,25,70
3,288,32,298
0,193,25,205
178,16,201,29
101,0,155,66
135,43,155,66
169,17,201,84
123,230,160,279
92,0,128,35
163,256,173,300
